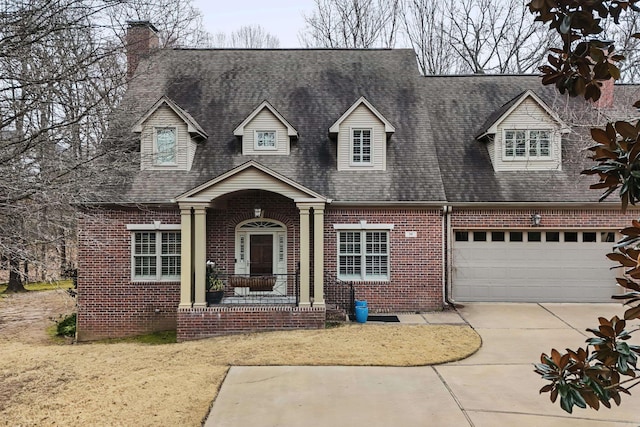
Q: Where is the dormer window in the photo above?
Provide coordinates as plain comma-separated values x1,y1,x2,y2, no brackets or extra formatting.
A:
155,127,176,165
133,96,207,171
351,128,372,165
504,129,551,160
255,130,277,150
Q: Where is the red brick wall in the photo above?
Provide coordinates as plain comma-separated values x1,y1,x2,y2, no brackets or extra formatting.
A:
177,306,326,341
76,208,181,341
324,208,444,312
77,202,447,340
450,208,638,229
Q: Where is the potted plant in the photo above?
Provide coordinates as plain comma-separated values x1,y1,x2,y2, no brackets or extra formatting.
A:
206,260,225,304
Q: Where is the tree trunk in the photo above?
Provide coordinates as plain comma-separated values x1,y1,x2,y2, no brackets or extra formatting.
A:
6,257,26,292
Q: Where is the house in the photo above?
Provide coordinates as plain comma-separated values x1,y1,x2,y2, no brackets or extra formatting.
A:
76,22,640,341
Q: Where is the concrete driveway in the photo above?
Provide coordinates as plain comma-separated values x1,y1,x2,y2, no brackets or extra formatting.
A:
205,303,640,426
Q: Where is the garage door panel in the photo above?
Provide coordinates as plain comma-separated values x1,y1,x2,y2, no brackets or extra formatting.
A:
453,229,619,302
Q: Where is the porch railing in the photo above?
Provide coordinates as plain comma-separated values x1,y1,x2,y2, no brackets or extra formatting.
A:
323,272,355,318
207,272,300,306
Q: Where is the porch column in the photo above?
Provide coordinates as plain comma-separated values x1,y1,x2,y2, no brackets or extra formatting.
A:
193,205,208,308
179,207,193,308
297,203,311,306
312,204,325,306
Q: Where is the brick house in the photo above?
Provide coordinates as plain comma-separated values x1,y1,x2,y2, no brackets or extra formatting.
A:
76,22,639,341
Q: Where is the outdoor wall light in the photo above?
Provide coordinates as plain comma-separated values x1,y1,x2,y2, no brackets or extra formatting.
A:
531,213,542,227
254,206,262,218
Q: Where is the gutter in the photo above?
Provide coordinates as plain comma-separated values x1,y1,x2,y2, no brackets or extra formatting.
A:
329,200,448,207
442,205,456,307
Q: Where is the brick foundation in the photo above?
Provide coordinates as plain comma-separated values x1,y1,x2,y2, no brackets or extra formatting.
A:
177,305,326,341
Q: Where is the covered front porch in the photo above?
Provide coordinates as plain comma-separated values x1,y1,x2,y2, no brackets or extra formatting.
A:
175,162,329,340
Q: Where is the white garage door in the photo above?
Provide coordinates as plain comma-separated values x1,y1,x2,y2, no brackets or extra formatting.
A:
452,230,620,302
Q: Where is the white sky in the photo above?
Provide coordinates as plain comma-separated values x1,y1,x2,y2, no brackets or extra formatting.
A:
192,1,316,48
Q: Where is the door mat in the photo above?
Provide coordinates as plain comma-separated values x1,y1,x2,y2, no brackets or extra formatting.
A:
348,315,400,322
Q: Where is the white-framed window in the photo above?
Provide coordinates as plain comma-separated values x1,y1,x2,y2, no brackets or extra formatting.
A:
504,129,551,160
131,230,181,281
255,130,277,150
337,230,389,281
351,128,372,165
154,127,177,165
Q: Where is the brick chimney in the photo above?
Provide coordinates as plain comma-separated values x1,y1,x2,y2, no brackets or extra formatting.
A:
594,78,615,109
126,21,159,79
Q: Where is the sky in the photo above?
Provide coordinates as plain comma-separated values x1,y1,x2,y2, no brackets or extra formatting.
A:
192,1,316,48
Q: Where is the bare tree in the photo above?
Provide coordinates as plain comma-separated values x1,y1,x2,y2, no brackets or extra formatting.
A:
401,0,460,74
300,0,401,48
209,25,281,48
106,0,210,48
444,0,555,74
602,14,640,82
302,0,556,75
0,0,208,291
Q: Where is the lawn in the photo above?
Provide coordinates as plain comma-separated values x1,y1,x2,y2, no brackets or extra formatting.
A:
0,291,481,426
0,279,74,293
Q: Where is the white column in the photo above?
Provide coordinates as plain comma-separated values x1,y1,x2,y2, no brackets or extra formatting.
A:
179,207,193,308
312,204,325,306
298,204,311,306
193,205,208,308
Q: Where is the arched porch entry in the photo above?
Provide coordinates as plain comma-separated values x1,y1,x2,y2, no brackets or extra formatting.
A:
175,161,330,309
234,219,288,296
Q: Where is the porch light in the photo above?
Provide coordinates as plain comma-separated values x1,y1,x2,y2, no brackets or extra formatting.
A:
531,213,542,227
254,206,262,218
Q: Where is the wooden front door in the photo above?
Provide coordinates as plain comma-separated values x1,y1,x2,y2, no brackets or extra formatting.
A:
250,234,273,276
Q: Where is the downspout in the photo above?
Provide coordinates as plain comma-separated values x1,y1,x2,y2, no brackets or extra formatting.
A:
442,205,456,306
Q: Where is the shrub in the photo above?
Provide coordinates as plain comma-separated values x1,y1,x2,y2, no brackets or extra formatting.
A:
56,313,76,337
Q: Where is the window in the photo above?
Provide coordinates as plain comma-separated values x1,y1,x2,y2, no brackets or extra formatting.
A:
546,232,560,242
473,231,487,242
255,130,276,150
564,232,578,242
351,128,372,165
338,230,389,280
601,232,616,243
583,232,597,242
455,231,469,242
132,231,180,281
509,231,523,242
155,127,176,165
528,232,542,242
504,129,551,160
491,231,505,242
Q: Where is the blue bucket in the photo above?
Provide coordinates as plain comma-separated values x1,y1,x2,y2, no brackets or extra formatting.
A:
355,305,369,323
355,300,368,308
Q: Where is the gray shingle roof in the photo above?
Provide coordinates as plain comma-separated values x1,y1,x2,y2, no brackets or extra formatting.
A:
105,49,640,206
113,48,447,204
423,75,640,203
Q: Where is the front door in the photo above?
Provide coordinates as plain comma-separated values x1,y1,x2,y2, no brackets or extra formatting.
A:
250,234,273,276
235,220,287,295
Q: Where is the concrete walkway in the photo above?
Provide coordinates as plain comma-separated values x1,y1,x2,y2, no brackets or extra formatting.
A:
205,303,640,426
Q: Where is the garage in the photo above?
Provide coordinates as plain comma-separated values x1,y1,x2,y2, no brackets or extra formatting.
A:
452,229,621,302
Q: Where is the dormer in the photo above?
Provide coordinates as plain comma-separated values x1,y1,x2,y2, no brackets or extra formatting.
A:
477,90,569,172
233,101,298,155
132,96,207,171
330,97,395,171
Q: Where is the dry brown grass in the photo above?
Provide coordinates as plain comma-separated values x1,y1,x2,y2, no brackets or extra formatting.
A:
0,291,480,426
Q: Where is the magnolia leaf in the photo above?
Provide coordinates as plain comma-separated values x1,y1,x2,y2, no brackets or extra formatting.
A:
616,121,638,139
591,128,613,145
624,305,640,320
